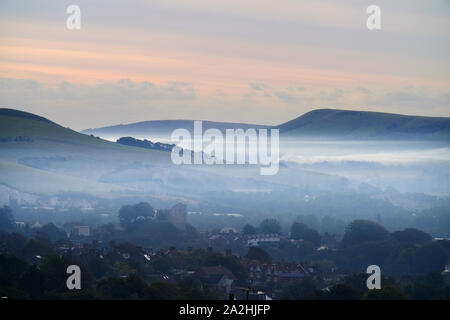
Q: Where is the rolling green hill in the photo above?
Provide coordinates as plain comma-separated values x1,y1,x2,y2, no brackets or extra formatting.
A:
0,108,171,195
277,109,450,140
0,108,152,149
0,108,173,155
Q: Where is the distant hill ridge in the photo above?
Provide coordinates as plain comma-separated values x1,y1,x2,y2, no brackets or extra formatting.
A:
1,107,449,141
277,109,450,140
82,119,269,138
82,108,450,141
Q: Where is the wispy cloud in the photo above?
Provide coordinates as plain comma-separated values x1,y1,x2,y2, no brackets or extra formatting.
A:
0,1,449,127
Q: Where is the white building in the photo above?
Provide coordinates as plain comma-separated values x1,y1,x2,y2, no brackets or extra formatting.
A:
247,234,280,246
72,225,90,237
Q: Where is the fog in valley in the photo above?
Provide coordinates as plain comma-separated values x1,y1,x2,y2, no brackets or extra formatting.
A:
2,128,449,238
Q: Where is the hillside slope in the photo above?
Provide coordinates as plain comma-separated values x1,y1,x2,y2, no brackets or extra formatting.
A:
277,109,450,140
0,108,170,195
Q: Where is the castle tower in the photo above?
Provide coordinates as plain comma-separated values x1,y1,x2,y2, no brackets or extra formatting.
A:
168,203,187,230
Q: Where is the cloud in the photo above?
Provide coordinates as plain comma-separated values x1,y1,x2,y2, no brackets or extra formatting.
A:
1,77,449,132
275,91,301,104
249,82,268,91
0,77,197,129
320,88,344,102
356,87,371,95
272,85,450,118
364,86,450,115
275,88,343,105
0,77,196,102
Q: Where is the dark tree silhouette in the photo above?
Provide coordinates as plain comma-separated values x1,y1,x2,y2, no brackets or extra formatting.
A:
0,206,15,231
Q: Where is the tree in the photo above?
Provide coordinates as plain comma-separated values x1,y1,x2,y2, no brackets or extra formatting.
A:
0,232,27,255
296,214,319,231
392,228,432,245
40,223,68,242
281,278,317,299
290,222,321,247
404,272,449,299
410,242,448,274
341,220,390,248
343,273,398,292
313,284,363,300
119,202,154,229
134,202,154,218
0,254,28,279
258,219,281,234
39,255,71,292
96,277,133,299
0,206,15,231
20,265,45,298
242,224,257,235
246,247,272,264
21,238,54,259
125,220,182,247
363,286,410,300
125,273,149,297
150,256,173,273
144,281,179,299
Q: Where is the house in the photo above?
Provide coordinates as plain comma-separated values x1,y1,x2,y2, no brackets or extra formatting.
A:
274,264,309,281
15,221,26,228
220,227,238,234
246,234,280,246
248,291,272,300
243,259,312,284
71,225,91,237
195,265,237,297
31,221,42,229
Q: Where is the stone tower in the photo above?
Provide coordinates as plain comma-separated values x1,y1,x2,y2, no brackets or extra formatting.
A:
168,203,187,230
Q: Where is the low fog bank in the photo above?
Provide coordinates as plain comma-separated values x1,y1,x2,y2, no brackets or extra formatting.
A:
1,134,449,238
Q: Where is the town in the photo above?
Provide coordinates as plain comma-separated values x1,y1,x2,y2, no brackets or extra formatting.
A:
1,202,449,300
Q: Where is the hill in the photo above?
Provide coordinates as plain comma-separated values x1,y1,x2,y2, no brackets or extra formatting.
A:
82,109,450,141
277,109,450,140
82,120,268,140
0,108,146,149
0,108,170,195
0,108,351,210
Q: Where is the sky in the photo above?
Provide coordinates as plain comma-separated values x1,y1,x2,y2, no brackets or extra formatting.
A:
0,0,449,130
